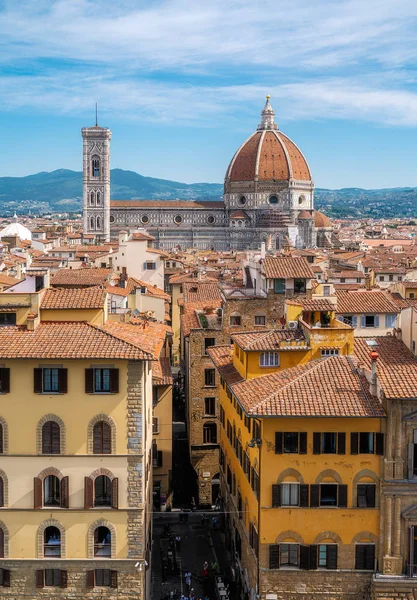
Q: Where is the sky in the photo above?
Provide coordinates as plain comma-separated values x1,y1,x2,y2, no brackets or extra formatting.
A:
1,0,417,189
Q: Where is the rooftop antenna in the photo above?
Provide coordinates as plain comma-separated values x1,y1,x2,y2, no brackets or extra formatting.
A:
95,102,98,126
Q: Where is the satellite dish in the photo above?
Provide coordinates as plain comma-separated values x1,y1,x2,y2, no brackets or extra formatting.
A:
132,309,140,317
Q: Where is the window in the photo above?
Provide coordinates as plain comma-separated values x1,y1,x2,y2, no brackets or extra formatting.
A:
351,432,383,455
204,369,215,387
0,568,10,587
275,431,307,454
44,526,61,557
249,523,259,555
204,397,216,416
94,476,111,507
90,569,117,588
313,432,345,455
254,315,266,326
42,421,60,454
152,440,163,467
145,261,156,270
410,293,415,299
207,215,215,224
319,484,338,507
361,315,379,328
141,215,149,224
294,279,306,294
318,544,338,569
94,526,111,557
322,432,337,454
260,352,280,367
90,191,95,205
152,417,159,434
239,196,247,205
360,432,374,454
0,313,16,327
269,195,278,204
34,368,67,394
90,217,95,230
93,421,112,454
274,278,286,294
204,338,216,354
0,478,4,507
91,156,100,177
44,569,61,587
340,278,346,283
203,423,217,444
0,424,2,454
96,191,101,205
379,276,385,282
85,368,119,394
219,405,225,427
44,476,60,507
174,215,182,224
230,315,241,326
389,274,393,282
0,369,10,394
281,483,299,507
321,348,339,356
355,544,375,570
357,484,376,508
323,286,330,297
385,314,397,328
280,543,299,567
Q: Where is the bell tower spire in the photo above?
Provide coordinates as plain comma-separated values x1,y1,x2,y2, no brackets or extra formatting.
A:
257,95,278,131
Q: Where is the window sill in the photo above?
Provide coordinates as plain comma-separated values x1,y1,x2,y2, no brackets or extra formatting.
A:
87,392,116,395
202,385,217,389
37,392,65,395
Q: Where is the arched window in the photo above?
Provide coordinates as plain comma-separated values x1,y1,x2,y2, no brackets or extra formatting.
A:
0,477,3,507
203,423,217,444
42,421,60,454
0,423,3,454
94,475,111,507
91,156,100,178
44,526,61,557
90,217,95,230
0,527,4,558
96,216,101,229
90,190,95,205
94,526,111,557
44,475,60,507
96,191,101,205
93,421,111,454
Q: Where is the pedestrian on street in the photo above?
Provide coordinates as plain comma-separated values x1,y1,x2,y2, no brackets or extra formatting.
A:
191,497,196,511
176,535,181,551
185,570,192,591
202,561,209,580
189,589,196,600
210,560,219,576
211,516,217,530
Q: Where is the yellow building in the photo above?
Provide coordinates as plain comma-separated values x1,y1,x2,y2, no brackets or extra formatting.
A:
0,287,154,599
208,308,385,600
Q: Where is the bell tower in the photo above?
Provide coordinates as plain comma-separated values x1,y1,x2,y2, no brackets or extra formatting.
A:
82,119,112,242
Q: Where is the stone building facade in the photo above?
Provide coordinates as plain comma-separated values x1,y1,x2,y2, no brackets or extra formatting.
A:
83,98,332,250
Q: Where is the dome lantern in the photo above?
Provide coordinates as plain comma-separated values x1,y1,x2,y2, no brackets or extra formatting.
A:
257,95,278,131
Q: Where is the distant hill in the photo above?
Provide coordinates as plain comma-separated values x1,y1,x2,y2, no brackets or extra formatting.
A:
0,168,416,218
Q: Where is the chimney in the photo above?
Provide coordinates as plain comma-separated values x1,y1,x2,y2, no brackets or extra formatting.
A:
119,267,128,288
260,242,266,260
27,313,40,331
369,350,379,395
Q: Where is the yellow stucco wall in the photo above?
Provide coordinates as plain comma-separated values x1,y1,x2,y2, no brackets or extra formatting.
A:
40,308,105,324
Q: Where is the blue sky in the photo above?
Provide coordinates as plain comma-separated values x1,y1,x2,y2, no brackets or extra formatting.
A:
1,0,417,189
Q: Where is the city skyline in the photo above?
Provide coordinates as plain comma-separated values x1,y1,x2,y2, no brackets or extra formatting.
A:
1,0,417,189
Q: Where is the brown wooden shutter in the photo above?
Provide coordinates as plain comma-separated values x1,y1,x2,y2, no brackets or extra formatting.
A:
0,424,2,454
0,528,3,558
84,477,93,509
0,478,3,507
102,422,111,454
338,484,348,508
86,570,95,588
300,545,310,570
299,484,309,507
60,570,68,588
299,432,307,454
0,368,10,393
376,433,384,455
109,369,119,393
309,545,318,569
111,477,119,509
58,369,68,393
310,484,319,507
34,476,42,509
326,545,338,569
269,545,279,569
110,570,118,588
408,443,414,480
272,484,281,507
350,432,359,454
367,484,376,508
357,484,367,507
275,432,283,454
34,368,43,393
85,369,94,393
313,432,321,454
51,422,60,454
157,451,163,467
60,476,69,508
35,570,44,588
337,432,346,454
2,569,10,587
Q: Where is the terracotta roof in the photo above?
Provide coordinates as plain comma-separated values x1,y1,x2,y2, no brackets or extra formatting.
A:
333,283,366,291
153,356,173,386
230,210,249,219
336,290,400,314
298,210,313,219
0,273,23,287
100,318,171,359
328,270,365,279
183,281,222,304
226,130,311,182
389,292,412,309
297,298,336,312
126,278,170,300
130,232,155,241
207,345,245,386
230,356,384,417
0,322,151,360
168,273,198,284
111,200,225,209
41,287,107,309
354,337,417,399
105,284,130,297
262,256,315,279
231,329,305,351
314,211,332,228
51,268,113,287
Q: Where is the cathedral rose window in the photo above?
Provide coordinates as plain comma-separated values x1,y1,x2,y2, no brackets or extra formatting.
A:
141,215,149,224
269,195,278,204
174,215,182,224
238,196,247,206
207,216,215,224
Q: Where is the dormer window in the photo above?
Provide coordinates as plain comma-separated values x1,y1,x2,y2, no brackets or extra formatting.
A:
91,156,100,178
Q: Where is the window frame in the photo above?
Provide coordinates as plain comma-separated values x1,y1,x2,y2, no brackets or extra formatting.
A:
204,368,216,387
44,526,61,558
260,352,280,367
94,527,111,558
281,483,300,507
94,476,112,508
204,397,216,416
230,315,242,327
203,422,217,444
204,338,216,355
279,543,299,567
44,569,61,587
319,483,338,507
254,315,266,326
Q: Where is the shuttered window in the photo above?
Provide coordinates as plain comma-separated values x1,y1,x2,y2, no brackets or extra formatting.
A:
37,569,67,588
93,422,112,454
355,544,375,570
313,432,346,455
318,544,338,569
0,568,11,587
280,544,298,566
351,432,384,455
275,431,307,454
269,545,279,569
0,425,3,454
0,369,10,394
0,478,3,507
357,484,376,508
42,421,60,454
85,369,119,394
0,528,3,559
94,476,112,508
34,368,67,394
87,570,117,588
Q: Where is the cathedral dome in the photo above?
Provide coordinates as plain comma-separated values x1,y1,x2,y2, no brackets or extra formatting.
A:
314,211,332,228
225,97,311,183
0,213,32,241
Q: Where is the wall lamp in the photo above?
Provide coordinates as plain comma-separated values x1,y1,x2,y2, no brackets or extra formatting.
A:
247,438,261,448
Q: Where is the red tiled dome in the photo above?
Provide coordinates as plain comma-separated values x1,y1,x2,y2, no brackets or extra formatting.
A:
226,98,312,184
314,211,332,228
